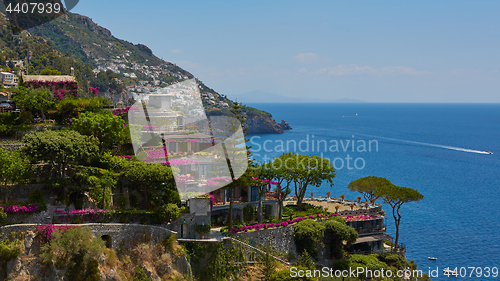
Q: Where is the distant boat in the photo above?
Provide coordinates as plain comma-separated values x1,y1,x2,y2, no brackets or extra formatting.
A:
443,267,457,275
428,257,437,260
488,151,493,154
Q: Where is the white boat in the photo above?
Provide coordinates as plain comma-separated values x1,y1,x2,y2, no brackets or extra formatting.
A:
443,267,457,275
428,257,437,260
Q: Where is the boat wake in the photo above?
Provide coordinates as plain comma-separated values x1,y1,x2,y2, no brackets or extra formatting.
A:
357,134,492,155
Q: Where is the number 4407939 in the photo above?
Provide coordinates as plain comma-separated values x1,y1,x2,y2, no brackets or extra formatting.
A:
5,2,62,14
444,267,498,278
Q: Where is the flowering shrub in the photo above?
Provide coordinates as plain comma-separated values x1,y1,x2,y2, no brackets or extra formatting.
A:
111,106,139,116
26,80,78,98
229,213,340,234
37,224,80,241
119,155,132,160
1,204,37,213
344,215,377,222
89,86,100,96
53,89,72,100
54,208,107,214
228,213,379,234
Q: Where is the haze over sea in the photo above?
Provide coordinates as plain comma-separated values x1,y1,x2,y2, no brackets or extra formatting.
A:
247,103,500,280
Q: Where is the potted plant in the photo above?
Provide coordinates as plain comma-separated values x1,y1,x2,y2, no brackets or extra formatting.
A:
335,205,340,213
195,223,211,239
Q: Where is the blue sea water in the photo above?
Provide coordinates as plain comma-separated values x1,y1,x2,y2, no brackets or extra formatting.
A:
247,103,500,280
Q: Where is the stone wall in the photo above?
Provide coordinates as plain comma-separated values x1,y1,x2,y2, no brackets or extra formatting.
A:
235,225,298,258
5,183,45,202
0,223,192,281
0,223,176,251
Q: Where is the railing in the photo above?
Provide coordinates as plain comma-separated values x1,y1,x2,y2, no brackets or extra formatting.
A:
223,237,291,265
355,227,386,234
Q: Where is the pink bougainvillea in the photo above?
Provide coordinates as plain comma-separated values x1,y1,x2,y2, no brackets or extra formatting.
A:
1,204,37,213
26,80,78,98
344,215,377,222
53,208,107,215
111,106,139,116
228,213,379,234
88,86,100,97
37,224,80,241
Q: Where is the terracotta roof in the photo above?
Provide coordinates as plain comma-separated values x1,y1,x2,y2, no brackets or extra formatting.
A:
23,75,76,83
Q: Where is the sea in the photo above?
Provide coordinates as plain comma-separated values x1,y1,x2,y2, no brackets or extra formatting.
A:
246,103,500,280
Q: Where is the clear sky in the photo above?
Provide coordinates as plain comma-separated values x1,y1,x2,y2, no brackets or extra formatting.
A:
71,0,500,103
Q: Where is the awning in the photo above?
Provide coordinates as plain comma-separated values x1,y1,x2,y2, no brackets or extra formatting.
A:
354,234,391,244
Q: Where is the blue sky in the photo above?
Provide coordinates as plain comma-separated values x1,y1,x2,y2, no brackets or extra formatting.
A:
72,0,500,103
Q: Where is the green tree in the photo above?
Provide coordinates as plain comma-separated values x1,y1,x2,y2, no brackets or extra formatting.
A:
154,203,181,224
293,219,325,257
204,242,243,281
122,161,176,210
266,156,294,220
0,149,30,202
259,252,277,281
40,68,62,75
73,166,117,209
252,163,276,223
323,218,358,259
72,111,125,156
347,254,389,280
376,184,424,249
85,259,101,281
0,207,7,223
40,227,105,280
22,130,99,178
133,266,149,281
243,204,255,223
217,102,256,229
348,176,394,204
11,87,55,119
279,153,336,207
297,249,315,270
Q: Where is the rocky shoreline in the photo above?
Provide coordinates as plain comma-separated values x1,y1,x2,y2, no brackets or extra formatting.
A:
245,116,292,134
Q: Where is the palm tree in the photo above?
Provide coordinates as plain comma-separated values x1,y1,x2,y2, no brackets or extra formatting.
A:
357,196,362,203
350,204,355,210
340,194,345,202
326,191,331,199
310,192,314,201
364,202,369,210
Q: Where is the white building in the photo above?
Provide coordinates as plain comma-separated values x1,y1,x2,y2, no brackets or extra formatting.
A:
0,72,17,88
